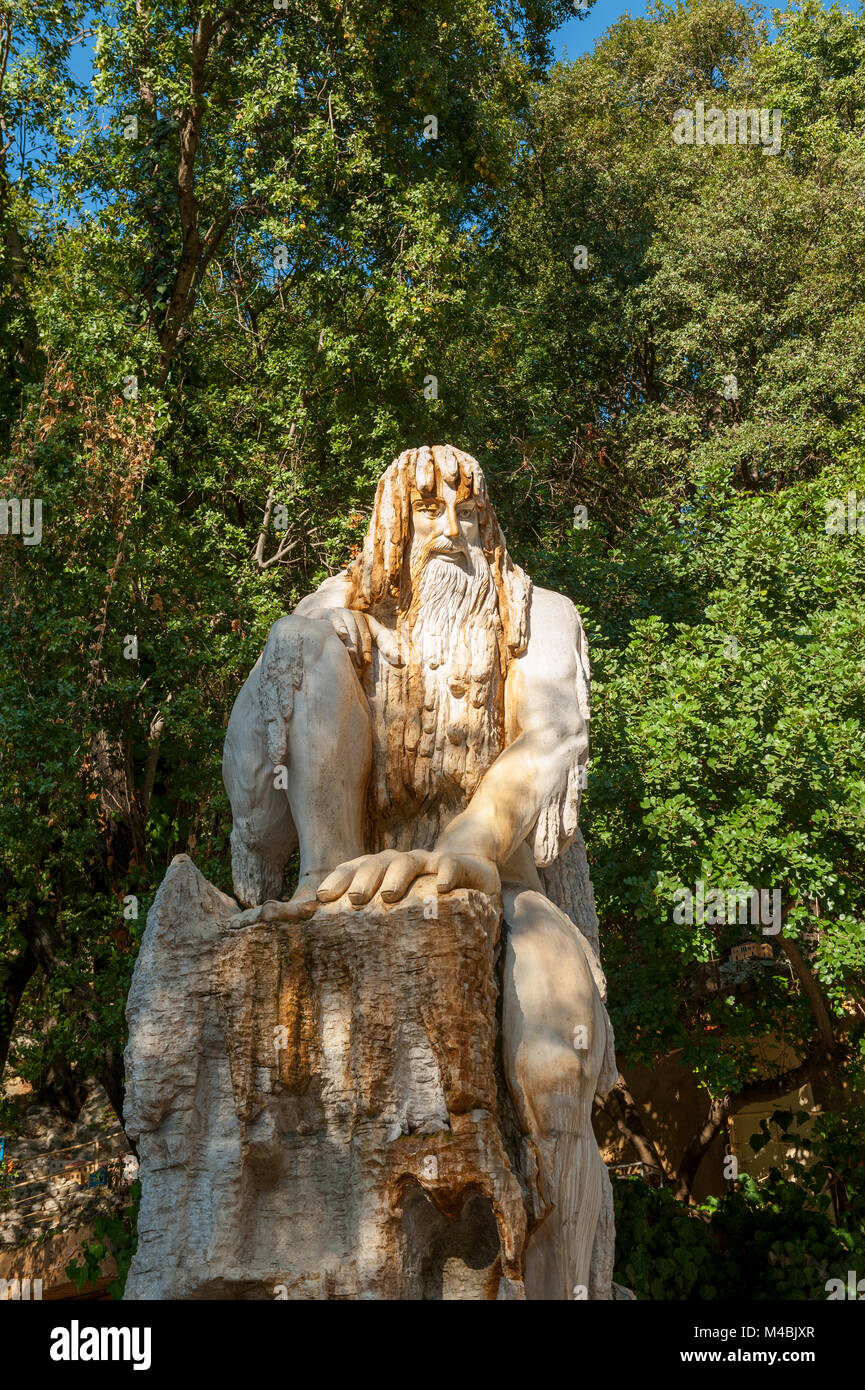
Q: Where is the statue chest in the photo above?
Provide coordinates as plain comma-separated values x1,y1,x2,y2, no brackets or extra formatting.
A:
361,647,504,853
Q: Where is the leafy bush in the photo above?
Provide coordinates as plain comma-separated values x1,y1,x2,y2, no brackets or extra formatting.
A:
65,1179,141,1300
613,1108,865,1299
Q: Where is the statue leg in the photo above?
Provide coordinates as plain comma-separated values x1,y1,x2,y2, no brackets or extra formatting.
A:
501,886,612,1300
223,614,372,916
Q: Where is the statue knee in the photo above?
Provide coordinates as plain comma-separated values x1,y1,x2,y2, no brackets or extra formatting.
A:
503,890,606,1134
265,613,350,682
267,612,323,655
515,1036,596,1140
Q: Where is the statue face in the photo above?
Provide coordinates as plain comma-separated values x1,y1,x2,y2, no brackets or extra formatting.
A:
409,482,481,571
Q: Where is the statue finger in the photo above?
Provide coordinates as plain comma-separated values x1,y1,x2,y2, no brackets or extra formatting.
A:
366,614,403,668
353,612,372,665
458,856,501,895
435,854,461,894
347,856,389,905
470,859,501,895
380,851,429,903
334,615,361,667
317,860,362,902
228,905,263,930
262,889,318,923
261,899,295,922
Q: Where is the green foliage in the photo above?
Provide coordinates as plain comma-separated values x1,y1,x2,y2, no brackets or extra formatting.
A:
0,0,573,1112
614,1106,865,1299
65,1179,141,1300
0,0,862,1229
582,459,865,1090
452,0,865,1153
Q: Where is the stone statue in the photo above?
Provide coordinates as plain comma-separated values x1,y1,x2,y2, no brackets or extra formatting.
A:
220,445,618,1299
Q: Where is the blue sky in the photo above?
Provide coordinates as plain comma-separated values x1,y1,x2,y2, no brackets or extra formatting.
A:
64,5,648,81
551,1,783,60
552,2,653,61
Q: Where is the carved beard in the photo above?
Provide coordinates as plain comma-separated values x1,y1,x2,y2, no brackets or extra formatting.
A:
407,537,498,680
364,542,506,851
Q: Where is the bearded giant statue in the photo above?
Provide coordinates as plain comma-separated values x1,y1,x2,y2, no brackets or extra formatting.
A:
123,444,619,1302
224,444,617,1292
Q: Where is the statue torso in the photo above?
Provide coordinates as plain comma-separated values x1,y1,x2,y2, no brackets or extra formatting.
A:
360,639,506,854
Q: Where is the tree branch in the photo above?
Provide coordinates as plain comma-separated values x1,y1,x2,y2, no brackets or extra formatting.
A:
599,1072,671,1181
0,942,38,1078
778,931,838,1055
157,12,215,381
674,1039,846,1202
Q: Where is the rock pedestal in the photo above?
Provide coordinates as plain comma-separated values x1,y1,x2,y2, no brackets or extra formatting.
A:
124,854,531,1299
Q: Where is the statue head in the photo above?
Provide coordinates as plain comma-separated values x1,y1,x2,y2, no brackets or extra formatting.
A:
346,447,532,832
345,445,531,663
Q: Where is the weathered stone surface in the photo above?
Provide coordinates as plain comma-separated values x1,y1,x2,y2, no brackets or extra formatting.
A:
0,1080,131,1256
125,855,531,1299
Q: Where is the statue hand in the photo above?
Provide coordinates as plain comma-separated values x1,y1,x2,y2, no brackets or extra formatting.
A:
316,848,500,908
319,608,403,669
321,607,372,668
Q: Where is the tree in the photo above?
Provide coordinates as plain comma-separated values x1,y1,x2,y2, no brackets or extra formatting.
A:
447,0,865,1199
0,0,572,1124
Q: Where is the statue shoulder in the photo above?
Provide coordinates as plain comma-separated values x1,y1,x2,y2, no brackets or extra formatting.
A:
525,585,586,654
513,585,590,726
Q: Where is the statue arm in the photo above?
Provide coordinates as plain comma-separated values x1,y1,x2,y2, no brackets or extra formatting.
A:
315,588,589,908
435,588,589,871
294,574,402,669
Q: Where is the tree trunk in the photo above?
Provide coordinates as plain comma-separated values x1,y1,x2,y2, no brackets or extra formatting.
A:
124,856,557,1299
0,942,37,1077
601,1073,670,1183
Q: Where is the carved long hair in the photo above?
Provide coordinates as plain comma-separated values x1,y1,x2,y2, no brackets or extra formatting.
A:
345,445,531,662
